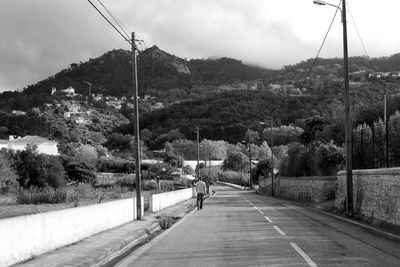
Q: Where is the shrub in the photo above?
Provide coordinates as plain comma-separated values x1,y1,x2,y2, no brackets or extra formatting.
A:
199,167,218,185
14,148,67,188
96,158,134,173
222,151,248,172
66,162,97,185
0,152,19,194
142,179,158,191
17,187,68,204
217,170,248,186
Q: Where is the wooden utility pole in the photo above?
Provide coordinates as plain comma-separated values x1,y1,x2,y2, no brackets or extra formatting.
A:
132,32,142,220
196,126,200,179
270,117,274,197
342,0,353,216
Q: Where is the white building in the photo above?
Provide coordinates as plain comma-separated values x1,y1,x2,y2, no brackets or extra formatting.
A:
0,136,59,155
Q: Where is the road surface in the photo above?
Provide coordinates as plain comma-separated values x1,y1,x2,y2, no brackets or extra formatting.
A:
115,185,400,266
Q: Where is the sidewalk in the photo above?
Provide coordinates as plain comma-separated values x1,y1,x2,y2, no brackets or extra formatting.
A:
16,198,197,267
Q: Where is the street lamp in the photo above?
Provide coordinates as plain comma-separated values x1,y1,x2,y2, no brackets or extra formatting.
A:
260,119,274,197
313,0,353,216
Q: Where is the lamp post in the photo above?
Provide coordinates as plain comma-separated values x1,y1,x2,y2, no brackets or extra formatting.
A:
260,118,274,197
313,0,353,216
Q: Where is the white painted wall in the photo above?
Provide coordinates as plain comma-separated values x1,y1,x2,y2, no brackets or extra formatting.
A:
0,197,143,267
151,188,195,212
182,160,223,171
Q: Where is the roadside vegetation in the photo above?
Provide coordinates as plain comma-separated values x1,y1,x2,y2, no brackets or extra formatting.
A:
0,145,192,219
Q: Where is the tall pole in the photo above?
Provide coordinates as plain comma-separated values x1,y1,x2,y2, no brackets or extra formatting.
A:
270,118,274,197
342,1,353,216
248,135,252,189
132,32,142,220
196,126,200,179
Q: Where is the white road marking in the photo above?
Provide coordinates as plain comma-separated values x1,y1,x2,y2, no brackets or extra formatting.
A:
290,242,318,267
264,216,272,222
253,206,258,210
273,225,286,236
258,209,264,214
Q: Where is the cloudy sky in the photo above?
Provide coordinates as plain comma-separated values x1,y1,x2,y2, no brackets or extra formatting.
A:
1,0,399,91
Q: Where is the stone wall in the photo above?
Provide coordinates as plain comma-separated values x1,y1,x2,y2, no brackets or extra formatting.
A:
259,176,337,203
336,168,400,227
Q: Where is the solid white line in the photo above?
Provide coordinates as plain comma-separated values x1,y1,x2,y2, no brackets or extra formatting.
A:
290,242,318,267
264,216,272,222
273,225,286,235
258,209,264,214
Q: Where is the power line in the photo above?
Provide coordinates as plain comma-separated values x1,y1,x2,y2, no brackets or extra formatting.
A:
97,0,130,40
86,0,132,45
299,0,341,90
86,0,152,73
347,3,369,58
347,3,377,72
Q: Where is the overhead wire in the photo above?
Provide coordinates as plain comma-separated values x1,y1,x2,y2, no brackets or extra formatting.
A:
347,3,377,72
86,0,132,45
86,0,152,72
299,0,342,90
97,0,130,40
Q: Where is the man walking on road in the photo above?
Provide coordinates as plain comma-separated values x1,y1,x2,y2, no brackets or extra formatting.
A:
195,178,207,210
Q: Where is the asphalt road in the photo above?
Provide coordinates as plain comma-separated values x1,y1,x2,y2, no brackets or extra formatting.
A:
115,185,400,267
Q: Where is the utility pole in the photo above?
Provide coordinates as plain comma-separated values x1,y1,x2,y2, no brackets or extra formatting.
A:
270,117,274,197
196,126,200,179
248,135,252,189
204,142,207,168
342,0,353,217
132,32,142,220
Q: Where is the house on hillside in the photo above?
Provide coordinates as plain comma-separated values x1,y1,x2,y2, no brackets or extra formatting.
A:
61,86,77,97
0,135,59,155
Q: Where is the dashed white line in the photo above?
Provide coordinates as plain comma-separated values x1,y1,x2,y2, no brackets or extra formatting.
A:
258,209,264,214
253,206,258,210
264,216,272,222
273,225,286,236
290,242,318,267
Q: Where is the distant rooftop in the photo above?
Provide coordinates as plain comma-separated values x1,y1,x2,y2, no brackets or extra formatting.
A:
9,136,56,145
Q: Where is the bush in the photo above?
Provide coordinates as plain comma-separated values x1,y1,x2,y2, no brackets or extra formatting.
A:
0,152,19,194
14,148,67,188
199,167,218,185
222,151,248,172
66,162,97,185
217,170,248,186
96,158,134,173
17,187,68,204
280,141,344,177
142,179,158,191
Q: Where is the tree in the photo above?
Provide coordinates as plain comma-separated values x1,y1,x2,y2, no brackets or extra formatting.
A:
222,151,248,172
182,164,194,175
75,145,98,167
65,162,97,185
14,146,66,188
0,152,19,193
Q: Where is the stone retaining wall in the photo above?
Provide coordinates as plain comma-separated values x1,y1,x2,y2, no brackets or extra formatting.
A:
259,176,337,203
336,168,400,227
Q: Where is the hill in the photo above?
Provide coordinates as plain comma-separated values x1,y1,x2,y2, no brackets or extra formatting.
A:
21,46,275,100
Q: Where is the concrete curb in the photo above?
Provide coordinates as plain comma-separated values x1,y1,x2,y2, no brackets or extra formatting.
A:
261,193,400,243
92,221,161,267
311,206,400,243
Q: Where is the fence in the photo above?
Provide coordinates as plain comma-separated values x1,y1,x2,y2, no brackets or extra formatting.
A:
352,117,400,169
